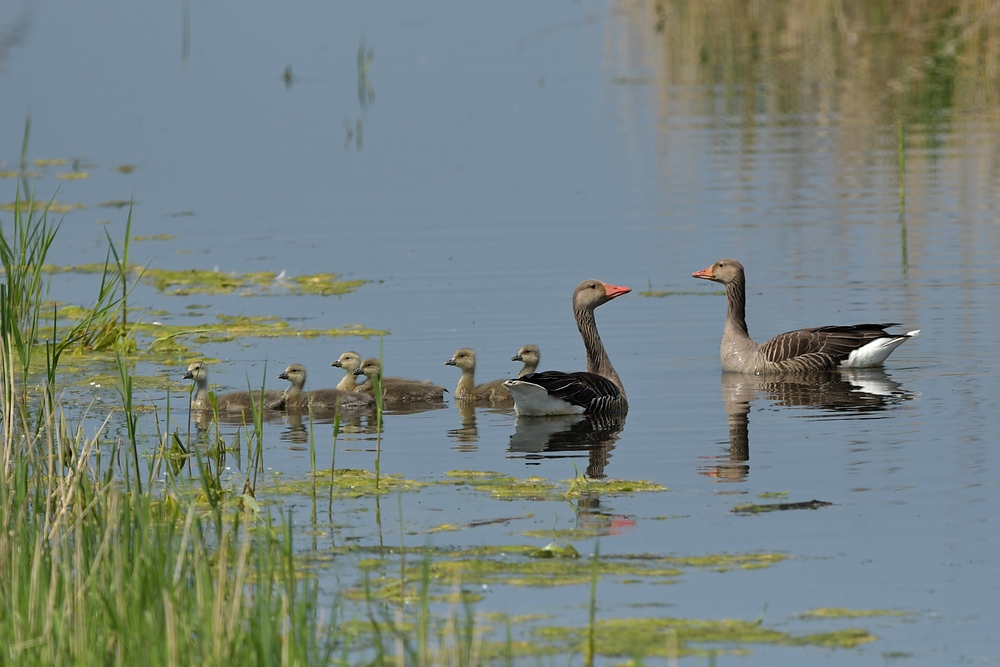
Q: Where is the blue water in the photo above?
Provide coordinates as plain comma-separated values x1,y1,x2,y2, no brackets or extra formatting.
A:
2,1,999,663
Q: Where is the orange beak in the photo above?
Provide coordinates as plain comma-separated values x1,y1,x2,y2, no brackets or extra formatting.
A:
602,282,631,299
692,265,715,280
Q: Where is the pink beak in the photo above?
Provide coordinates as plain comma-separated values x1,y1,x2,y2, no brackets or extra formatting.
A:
692,266,714,280
603,282,631,299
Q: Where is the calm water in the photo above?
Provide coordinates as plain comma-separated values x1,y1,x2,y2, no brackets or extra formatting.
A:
3,0,1000,663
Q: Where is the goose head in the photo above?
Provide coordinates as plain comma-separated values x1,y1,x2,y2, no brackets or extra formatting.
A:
331,350,362,374
573,280,631,312
511,344,540,366
692,259,744,285
444,348,476,372
183,361,208,385
278,363,307,392
354,358,382,380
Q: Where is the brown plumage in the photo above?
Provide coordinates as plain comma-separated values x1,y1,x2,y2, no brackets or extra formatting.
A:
692,259,919,374
503,280,630,415
444,348,513,404
352,358,447,404
277,363,374,411
183,361,284,412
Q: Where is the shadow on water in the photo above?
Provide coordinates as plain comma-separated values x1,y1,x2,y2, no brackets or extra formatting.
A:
507,413,627,479
702,370,914,483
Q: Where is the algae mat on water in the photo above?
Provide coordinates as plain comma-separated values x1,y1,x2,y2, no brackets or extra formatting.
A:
43,264,367,297
272,469,667,502
338,548,787,598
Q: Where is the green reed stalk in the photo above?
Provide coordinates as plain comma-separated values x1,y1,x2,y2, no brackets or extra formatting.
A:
114,340,143,494
374,337,384,489
585,542,600,667
328,406,341,517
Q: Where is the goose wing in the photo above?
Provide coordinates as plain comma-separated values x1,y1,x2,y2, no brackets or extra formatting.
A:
759,323,902,370
520,371,625,413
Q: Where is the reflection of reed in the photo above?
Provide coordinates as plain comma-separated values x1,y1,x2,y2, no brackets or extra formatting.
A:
615,0,1000,273
702,369,912,482
507,414,626,479
627,0,1000,116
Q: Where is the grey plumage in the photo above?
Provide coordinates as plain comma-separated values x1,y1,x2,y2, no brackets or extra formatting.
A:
693,259,918,374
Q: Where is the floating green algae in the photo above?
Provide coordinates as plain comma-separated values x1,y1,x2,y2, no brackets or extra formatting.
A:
42,263,367,297
530,616,876,658
346,554,685,597
445,470,667,501
272,469,431,500
612,552,788,572
0,199,84,213
800,608,909,619
638,289,724,298
732,499,832,514
49,308,387,354
133,234,175,242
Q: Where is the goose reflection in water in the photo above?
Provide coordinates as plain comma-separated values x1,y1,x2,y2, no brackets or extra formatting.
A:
507,413,626,479
703,369,914,482
447,400,480,451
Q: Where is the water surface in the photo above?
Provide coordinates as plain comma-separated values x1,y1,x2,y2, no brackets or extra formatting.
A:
2,0,999,663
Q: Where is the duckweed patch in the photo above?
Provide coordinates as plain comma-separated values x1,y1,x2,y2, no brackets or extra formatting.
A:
0,199,84,213
140,267,367,296
530,617,876,658
43,263,368,297
614,552,789,571
732,499,832,514
445,470,667,501
270,469,432,499
801,608,909,619
133,234,175,242
347,554,685,598
638,289,724,298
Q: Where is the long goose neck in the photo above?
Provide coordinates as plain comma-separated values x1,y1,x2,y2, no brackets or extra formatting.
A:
725,275,751,340
336,371,356,392
285,379,304,400
455,368,476,399
192,376,209,406
576,305,624,393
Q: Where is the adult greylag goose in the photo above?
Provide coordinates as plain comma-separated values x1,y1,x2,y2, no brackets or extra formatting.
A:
277,363,374,410
183,362,283,412
330,351,363,391
692,259,919,373
503,280,630,416
444,348,513,404
352,358,447,404
511,344,540,377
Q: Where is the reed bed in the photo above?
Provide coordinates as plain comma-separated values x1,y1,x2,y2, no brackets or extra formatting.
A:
0,185,500,666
